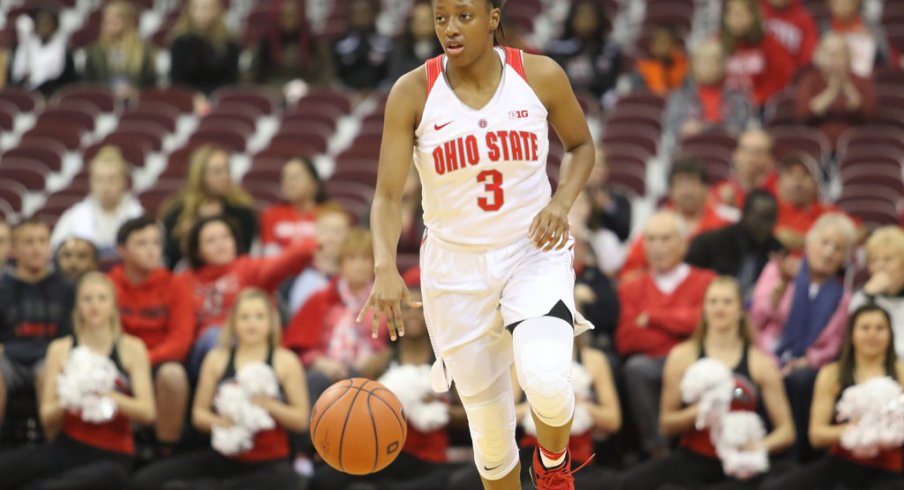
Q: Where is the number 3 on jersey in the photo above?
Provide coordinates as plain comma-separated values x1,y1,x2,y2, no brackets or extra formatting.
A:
477,170,504,211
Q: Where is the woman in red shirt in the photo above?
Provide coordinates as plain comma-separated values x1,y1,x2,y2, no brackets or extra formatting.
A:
721,0,796,107
133,288,310,490
0,272,155,489
179,215,317,380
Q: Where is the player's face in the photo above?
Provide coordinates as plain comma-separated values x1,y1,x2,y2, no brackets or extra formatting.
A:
234,297,272,346
703,283,742,334
433,0,500,64
122,225,162,273
77,280,116,329
198,221,237,266
851,310,891,359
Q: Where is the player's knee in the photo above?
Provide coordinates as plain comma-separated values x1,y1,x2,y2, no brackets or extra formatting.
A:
461,391,519,481
517,346,574,427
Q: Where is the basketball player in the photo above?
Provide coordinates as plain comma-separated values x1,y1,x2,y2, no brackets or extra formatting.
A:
357,0,596,488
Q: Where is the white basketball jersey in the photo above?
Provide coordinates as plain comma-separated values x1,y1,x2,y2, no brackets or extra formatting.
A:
413,47,551,248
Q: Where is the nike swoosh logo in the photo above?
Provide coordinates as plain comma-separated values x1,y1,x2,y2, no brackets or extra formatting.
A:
484,463,503,471
434,121,453,130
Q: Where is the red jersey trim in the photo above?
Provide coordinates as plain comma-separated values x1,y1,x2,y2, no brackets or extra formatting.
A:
505,47,527,81
426,55,443,95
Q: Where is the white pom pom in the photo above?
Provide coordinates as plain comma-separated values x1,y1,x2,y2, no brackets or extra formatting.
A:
56,346,120,423
837,377,904,457
212,425,255,455
380,363,450,432
408,402,450,432
236,362,280,398
681,358,734,430
713,411,769,479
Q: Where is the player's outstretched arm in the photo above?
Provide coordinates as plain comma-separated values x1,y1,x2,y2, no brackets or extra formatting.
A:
357,69,425,341
523,54,595,251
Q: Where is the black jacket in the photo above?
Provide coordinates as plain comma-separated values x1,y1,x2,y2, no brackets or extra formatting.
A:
685,223,784,283
0,271,74,366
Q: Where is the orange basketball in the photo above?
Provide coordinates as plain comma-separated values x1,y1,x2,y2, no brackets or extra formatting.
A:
310,377,407,475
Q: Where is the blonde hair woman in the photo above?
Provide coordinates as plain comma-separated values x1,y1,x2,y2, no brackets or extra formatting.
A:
160,145,256,269
132,288,309,490
84,0,157,99
168,0,240,94
0,272,154,489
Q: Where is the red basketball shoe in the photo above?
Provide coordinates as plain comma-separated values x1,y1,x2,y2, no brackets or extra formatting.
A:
529,448,594,489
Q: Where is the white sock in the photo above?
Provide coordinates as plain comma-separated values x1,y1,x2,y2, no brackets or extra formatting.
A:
539,446,567,468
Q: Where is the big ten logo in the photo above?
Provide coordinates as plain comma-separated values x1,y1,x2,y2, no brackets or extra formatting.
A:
508,110,528,120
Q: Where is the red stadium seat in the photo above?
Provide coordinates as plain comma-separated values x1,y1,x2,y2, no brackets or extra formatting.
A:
140,87,197,113
188,125,247,153
2,141,65,172
120,103,180,133
0,181,28,213
0,159,52,191
0,87,40,113
84,139,151,169
213,87,279,116
55,85,117,112
21,128,82,151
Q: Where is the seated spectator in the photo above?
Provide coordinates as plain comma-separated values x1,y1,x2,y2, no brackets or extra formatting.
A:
178,216,317,380
51,146,144,261
795,32,876,150
569,190,621,344
762,304,904,490
169,0,240,95
387,2,442,82
687,190,784,301
849,227,904,357
314,268,466,490
280,203,352,316
132,289,308,490
620,277,794,489
633,24,688,96
0,218,74,428
773,153,842,252
665,39,753,137
760,0,819,65
161,145,257,269
9,6,76,97
110,216,194,456
333,0,392,91
547,0,622,105
55,237,99,283
84,0,157,102
615,211,717,457
283,228,389,401
721,0,795,107
0,219,11,272
586,145,632,248
750,212,856,460
0,272,154,489
620,159,733,282
260,156,326,257
252,0,315,85
711,128,778,210
822,0,899,76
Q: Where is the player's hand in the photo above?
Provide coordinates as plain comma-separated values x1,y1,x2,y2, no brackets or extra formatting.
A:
357,268,422,341
529,200,571,251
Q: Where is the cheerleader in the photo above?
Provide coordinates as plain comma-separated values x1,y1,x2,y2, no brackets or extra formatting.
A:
619,277,795,490
132,288,309,490
0,272,155,490
763,304,904,490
